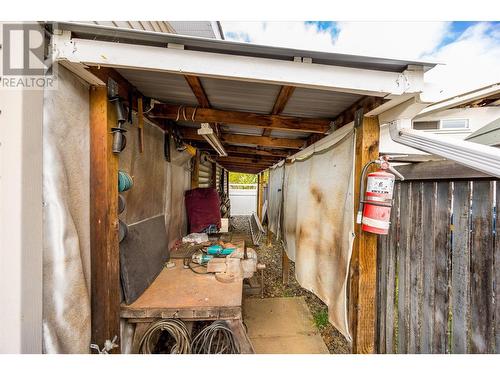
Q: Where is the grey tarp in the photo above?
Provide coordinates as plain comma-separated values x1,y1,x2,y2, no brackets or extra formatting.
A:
271,123,356,340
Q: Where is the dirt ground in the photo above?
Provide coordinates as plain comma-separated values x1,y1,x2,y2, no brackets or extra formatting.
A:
230,216,350,354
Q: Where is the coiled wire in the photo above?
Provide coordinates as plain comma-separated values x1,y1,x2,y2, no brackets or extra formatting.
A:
139,319,191,354
191,321,240,354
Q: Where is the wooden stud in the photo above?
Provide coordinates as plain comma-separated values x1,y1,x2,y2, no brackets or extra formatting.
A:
257,173,264,220
137,96,144,153
349,115,380,354
191,150,200,189
151,104,330,133
89,86,121,353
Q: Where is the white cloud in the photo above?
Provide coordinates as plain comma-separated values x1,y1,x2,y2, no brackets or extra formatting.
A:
221,21,336,51
423,22,500,99
221,21,500,99
331,22,450,59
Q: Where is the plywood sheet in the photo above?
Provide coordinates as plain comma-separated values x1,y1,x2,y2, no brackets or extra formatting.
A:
122,259,243,311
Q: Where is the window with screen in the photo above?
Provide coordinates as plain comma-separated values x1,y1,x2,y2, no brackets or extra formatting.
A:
440,119,469,129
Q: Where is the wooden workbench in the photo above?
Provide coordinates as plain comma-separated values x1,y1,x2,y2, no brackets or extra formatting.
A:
120,259,253,353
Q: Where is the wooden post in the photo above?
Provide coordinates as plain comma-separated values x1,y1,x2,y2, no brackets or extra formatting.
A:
89,86,120,353
257,173,262,220
282,248,290,285
212,162,217,189
191,150,200,189
349,115,380,354
137,97,144,153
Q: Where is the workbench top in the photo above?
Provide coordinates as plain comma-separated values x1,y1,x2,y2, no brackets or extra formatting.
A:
120,259,243,319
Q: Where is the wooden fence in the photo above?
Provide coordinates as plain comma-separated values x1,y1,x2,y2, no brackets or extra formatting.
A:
376,161,499,354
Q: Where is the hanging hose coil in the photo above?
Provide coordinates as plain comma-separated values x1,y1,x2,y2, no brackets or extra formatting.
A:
191,320,240,354
139,319,191,354
118,170,134,192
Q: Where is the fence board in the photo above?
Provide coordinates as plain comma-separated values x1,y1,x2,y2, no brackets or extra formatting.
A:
496,181,500,353
420,182,436,353
377,233,387,353
409,182,423,353
385,182,399,354
432,182,451,353
397,183,412,353
376,167,497,354
451,181,471,353
470,181,494,353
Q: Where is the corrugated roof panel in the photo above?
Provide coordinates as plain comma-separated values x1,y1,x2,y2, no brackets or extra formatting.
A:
269,129,310,139
200,77,280,114
117,69,199,106
282,88,362,118
168,21,220,39
220,124,265,136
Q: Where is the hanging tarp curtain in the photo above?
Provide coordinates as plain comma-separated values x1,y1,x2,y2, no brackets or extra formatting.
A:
269,123,356,340
43,66,192,353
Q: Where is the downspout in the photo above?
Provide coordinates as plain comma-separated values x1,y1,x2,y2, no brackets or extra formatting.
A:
388,120,500,178
379,95,500,178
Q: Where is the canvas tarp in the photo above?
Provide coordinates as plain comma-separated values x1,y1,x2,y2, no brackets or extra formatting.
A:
43,65,192,353
269,123,355,340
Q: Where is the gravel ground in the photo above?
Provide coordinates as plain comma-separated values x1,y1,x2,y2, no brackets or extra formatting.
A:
231,216,350,354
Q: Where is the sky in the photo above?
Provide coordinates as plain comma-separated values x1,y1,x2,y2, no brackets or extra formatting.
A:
221,21,500,100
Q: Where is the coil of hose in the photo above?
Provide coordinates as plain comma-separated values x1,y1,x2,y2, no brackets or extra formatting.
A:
139,319,191,354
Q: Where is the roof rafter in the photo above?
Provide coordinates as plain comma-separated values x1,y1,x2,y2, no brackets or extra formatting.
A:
263,85,296,137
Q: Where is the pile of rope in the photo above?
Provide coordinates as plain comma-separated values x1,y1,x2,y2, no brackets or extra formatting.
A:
138,319,191,354
191,321,240,354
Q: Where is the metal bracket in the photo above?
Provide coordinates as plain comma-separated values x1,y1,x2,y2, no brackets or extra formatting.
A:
354,108,364,128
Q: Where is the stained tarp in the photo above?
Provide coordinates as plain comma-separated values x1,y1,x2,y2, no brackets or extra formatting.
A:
42,65,92,353
271,123,356,340
43,66,192,353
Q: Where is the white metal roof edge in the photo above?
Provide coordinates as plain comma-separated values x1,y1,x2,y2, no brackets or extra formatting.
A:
49,21,437,74
416,82,500,118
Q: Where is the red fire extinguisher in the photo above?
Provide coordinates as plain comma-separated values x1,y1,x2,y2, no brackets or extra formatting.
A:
356,156,404,235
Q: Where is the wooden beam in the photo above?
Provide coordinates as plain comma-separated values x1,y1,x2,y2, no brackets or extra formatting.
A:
305,96,385,147
179,127,304,149
263,85,296,136
349,115,380,354
334,96,385,129
217,155,281,165
226,146,291,158
151,104,330,133
184,75,211,108
194,144,291,158
89,86,120,353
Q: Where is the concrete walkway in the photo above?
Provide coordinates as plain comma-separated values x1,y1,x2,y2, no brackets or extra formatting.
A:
243,297,329,354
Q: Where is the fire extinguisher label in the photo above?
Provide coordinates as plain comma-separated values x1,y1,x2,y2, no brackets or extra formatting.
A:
367,177,393,196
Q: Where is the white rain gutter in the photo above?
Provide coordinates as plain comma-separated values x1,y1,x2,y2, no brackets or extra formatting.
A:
389,119,500,178
380,95,500,178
